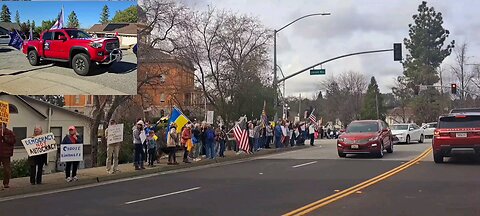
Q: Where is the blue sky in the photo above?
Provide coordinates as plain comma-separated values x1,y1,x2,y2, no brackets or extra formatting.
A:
2,1,136,29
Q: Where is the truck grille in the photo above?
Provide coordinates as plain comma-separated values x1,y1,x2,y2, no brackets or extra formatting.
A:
106,41,119,52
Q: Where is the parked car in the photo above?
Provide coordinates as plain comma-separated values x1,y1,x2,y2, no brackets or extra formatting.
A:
422,122,437,139
23,28,122,75
449,108,480,114
433,113,480,163
337,120,393,158
391,123,424,144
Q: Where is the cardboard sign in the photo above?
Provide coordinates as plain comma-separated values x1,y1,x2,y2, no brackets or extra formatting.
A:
60,144,83,162
107,124,124,145
0,101,9,124
206,111,214,124
140,131,146,144
21,133,57,156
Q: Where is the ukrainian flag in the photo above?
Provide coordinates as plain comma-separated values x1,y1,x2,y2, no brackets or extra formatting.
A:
166,107,190,141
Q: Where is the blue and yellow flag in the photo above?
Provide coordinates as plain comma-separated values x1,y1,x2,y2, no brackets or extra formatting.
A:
166,107,190,141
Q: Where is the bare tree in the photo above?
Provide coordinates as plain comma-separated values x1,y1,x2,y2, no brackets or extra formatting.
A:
450,42,476,101
391,76,413,123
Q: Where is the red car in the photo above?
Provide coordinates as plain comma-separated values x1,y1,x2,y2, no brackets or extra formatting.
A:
337,120,393,158
23,28,122,75
432,113,480,163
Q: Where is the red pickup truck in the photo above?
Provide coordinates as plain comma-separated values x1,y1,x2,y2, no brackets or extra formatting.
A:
22,28,122,75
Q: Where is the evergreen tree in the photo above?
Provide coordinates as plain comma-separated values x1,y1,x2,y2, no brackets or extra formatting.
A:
100,5,110,24
361,77,384,120
1,4,11,22
14,10,20,24
67,11,80,28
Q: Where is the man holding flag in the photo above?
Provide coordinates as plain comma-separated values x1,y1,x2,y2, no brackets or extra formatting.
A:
233,116,250,154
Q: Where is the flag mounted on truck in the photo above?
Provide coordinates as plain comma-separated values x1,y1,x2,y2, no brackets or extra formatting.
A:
50,7,64,30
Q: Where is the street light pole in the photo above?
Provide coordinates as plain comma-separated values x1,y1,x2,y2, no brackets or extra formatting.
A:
273,12,331,121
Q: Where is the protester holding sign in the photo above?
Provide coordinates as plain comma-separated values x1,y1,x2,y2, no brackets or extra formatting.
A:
133,120,145,170
28,126,48,185
0,123,16,189
105,119,122,174
62,126,83,182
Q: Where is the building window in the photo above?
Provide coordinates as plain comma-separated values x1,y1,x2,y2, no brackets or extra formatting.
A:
184,93,191,106
12,127,27,147
50,127,62,145
75,126,84,144
86,96,92,105
160,93,166,103
75,95,80,104
160,75,166,83
8,104,18,114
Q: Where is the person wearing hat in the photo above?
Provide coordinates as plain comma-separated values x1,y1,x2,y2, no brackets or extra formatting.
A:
167,122,179,165
133,120,145,170
0,123,16,189
105,119,122,174
62,126,83,182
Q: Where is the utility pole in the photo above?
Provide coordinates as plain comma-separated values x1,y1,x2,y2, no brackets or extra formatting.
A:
298,93,301,118
375,91,379,120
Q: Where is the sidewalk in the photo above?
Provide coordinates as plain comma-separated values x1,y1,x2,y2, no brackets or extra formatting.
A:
0,146,308,198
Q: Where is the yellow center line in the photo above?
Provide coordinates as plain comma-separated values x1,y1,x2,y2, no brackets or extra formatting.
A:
283,147,433,216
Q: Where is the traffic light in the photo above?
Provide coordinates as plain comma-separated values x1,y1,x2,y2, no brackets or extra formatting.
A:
451,83,457,94
393,43,402,61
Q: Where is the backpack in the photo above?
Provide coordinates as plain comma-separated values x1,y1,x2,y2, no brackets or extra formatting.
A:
207,130,215,140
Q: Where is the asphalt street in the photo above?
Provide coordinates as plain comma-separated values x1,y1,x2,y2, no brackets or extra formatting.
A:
0,45,137,95
0,139,442,216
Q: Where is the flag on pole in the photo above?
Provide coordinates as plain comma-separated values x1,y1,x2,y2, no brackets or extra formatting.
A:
166,106,191,142
260,100,268,128
50,7,64,30
309,108,316,123
8,31,24,50
233,116,250,153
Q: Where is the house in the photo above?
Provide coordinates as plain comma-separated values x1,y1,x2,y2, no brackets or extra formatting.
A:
0,94,93,173
385,107,415,125
86,23,137,49
0,22,21,36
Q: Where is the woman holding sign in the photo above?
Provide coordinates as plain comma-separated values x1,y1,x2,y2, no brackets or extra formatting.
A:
28,126,48,185
62,126,83,182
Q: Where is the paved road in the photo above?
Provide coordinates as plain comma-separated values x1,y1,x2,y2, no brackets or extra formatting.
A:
0,139,436,216
0,45,136,95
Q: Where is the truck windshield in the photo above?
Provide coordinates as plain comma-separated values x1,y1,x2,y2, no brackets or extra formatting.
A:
438,116,480,128
65,30,91,39
346,122,379,133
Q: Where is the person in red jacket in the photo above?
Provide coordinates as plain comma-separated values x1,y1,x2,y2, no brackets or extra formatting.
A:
0,123,16,189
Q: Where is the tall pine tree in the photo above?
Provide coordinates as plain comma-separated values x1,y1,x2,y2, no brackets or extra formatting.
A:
67,11,79,28
14,10,20,24
361,77,385,120
403,1,454,123
1,4,11,22
100,5,110,24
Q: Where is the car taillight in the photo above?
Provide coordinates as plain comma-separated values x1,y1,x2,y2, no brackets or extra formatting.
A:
434,130,450,137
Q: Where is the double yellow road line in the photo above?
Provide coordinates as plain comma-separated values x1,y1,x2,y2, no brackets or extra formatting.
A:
283,147,433,216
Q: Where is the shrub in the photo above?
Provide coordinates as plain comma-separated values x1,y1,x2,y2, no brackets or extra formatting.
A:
0,158,30,179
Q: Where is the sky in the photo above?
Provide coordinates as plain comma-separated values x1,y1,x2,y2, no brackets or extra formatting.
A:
2,1,136,29
183,0,480,98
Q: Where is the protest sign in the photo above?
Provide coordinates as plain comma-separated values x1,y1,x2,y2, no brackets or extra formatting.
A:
140,131,146,144
60,144,83,162
0,100,9,124
206,111,214,124
21,133,57,156
107,123,124,145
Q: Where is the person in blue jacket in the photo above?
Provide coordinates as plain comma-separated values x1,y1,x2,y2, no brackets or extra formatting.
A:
62,126,83,182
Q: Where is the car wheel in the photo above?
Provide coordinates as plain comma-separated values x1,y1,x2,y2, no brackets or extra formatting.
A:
28,50,40,66
72,53,94,76
376,143,384,158
338,151,346,158
386,140,394,153
406,135,411,144
419,134,424,143
433,152,444,163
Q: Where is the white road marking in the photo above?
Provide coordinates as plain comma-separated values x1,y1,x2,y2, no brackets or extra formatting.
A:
124,187,201,205
292,161,317,168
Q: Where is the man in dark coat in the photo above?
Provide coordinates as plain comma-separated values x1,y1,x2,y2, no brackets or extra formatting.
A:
0,123,16,189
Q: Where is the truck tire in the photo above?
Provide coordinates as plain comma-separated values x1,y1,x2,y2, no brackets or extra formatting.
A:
28,50,40,66
72,53,94,76
338,151,346,158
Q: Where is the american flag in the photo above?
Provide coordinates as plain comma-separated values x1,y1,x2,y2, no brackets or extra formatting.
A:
261,100,268,128
233,116,250,153
50,7,64,30
309,108,316,123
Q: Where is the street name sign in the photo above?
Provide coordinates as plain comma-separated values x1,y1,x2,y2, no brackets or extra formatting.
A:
310,69,326,75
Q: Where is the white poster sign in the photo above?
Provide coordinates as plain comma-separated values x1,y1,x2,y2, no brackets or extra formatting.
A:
107,124,124,145
140,131,147,144
60,144,83,162
206,111,214,124
21,133,57,156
